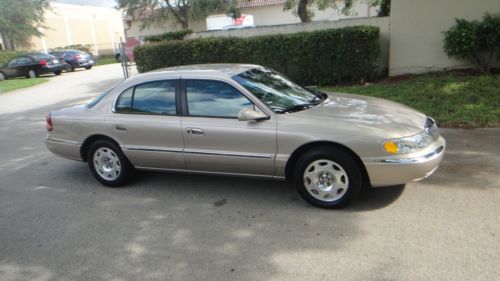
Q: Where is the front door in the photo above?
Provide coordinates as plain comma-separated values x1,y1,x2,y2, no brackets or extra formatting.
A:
110,79,185,170
181,79,276,176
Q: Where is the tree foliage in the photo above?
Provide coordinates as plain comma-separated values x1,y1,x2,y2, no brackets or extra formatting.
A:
283,0,354,22
443,13,500,74
117,0,240,29
0,0,49,50
283,0,390,22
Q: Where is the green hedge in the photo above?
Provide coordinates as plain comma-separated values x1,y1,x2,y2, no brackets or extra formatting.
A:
0,51,26,65
134,26,381,85
144,29,193,43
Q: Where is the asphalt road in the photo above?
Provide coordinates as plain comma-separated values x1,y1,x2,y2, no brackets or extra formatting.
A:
0,65,499,281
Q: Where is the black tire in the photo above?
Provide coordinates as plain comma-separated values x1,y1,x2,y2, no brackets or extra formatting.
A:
26,69,39,78
293,147,363,209
84,66,92,70
54,70,62,75
115,54,121,62
87,139,133,187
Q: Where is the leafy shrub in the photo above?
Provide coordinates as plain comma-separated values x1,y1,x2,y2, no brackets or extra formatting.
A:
144,29,193,43
0,51,26,65
444,13,500,74
135,26,380,85
51,44,93,53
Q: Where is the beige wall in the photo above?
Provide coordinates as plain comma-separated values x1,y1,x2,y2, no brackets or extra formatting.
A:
187,17,390,70
28,3,125,55
389,0,500,76
125,0,377,38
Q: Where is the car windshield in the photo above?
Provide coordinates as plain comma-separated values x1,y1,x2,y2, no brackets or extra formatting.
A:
233,67,324,113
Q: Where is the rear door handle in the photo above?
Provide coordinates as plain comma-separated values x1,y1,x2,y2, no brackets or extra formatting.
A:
187,128,204,135
115,124,127,131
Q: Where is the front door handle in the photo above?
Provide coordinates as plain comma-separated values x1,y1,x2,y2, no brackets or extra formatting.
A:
187,128,204,135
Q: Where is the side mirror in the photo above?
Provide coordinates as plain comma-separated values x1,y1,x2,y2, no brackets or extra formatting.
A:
238,108,268,121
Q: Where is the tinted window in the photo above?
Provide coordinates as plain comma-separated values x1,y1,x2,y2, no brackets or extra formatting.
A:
186,80,253,118
8,58,18,67
133,81,176,115
16,57,30,65
115,80,177,115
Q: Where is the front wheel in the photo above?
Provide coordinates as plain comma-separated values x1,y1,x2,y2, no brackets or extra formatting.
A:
0,72,6,81
84,66,92,70
293,147,363,208
88,140,133,187
54,70,62,75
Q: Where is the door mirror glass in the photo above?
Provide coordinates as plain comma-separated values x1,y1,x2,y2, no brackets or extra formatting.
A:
238,108,268,121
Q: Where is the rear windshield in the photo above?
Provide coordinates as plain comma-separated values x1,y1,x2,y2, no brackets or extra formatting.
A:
87,84,119,108
29,53,52,60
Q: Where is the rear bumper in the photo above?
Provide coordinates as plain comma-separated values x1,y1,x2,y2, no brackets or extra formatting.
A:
45,137,83,161
40,65,66,74
75,59,95,67
363,136,446,187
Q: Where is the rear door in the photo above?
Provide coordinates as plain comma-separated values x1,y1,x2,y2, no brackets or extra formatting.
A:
180,78,277,176
110,79,185,170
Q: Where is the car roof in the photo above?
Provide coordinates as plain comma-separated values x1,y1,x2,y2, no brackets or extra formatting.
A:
150,63,259,78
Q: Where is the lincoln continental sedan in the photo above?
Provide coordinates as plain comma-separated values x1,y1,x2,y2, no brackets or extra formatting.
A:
45,64,445,208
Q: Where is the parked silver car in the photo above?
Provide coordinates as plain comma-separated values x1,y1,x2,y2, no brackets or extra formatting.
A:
45,64,445,208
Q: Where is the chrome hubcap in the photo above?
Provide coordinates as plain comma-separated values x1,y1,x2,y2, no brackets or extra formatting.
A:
29,70,36,78
93,147,121,181
303,159,349,202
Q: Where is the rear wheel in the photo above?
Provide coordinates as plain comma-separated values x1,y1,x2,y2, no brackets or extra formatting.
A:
27,69,38,78
54,70,62,75
84,66,92,70
0,72,5,81
293,147,362,208
88,140,133,187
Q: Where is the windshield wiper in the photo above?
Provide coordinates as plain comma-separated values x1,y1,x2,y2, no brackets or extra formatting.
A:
283,103,315,113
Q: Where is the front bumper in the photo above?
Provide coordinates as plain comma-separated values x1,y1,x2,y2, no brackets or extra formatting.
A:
45,137,83,161
363,136,446,187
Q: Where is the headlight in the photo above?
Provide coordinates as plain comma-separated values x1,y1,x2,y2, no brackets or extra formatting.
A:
383,130,434,154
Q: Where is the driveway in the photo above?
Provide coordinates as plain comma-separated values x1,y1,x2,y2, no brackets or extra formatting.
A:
0,65,499,281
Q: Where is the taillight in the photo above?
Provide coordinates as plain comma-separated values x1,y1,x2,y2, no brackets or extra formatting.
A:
46,113,53,132
39,60,47,66
73,55,81,59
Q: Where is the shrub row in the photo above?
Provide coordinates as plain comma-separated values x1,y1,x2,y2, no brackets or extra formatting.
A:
443,13,500,74
144,29,193,43
135,26,381,85
0,51,26,64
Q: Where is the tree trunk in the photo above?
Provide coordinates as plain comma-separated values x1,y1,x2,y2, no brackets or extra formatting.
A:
297,0,311,22
1,32,14,51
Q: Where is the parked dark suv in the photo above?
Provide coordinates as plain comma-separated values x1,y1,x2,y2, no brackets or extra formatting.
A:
49,50,95,72
0,52,66,80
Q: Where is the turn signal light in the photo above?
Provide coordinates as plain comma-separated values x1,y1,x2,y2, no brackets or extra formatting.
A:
383,141,398,154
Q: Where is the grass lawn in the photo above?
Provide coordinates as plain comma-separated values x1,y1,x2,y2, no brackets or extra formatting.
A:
321,73,500,128
96,57,119,66
0,78,49,94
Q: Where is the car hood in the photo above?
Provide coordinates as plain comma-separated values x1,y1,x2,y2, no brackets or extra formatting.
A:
291,92,427,138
